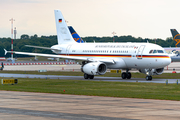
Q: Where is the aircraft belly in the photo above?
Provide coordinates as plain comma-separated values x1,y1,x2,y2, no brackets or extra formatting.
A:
106,58,127,69
125,58,138,68
124,58,167,69
133,58,167,69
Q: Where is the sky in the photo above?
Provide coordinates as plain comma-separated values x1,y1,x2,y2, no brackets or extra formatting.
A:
1,0,180,40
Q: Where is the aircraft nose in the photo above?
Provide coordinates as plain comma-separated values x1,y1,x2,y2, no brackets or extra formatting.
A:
164,57,171,66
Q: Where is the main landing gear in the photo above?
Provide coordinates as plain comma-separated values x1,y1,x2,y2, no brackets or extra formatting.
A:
121,70,131,79
84,73,94,79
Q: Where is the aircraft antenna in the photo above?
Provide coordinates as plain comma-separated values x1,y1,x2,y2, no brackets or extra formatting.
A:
14,27,17,40
112,31,116,42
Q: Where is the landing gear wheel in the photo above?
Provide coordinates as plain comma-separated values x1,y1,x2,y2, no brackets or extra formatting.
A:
146,76,152,81
121,72,127,79
127,72,131,79
89,75,94,79
149,76,152,80
84,73,89,79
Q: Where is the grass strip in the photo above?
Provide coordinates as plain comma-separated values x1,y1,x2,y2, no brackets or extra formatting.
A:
0,78,180,101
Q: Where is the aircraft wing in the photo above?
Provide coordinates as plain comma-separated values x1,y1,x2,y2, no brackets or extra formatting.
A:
5,50,115,64
164,47,180,51
25,45,62,51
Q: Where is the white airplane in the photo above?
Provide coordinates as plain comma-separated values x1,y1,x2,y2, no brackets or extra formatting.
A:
5,10,171,80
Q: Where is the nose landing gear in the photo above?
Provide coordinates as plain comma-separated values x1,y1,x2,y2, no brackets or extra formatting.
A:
146,76,152,81
146,69,152,81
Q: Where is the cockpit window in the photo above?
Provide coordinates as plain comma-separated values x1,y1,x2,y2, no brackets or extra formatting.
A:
149,50,153,53
149,49,165,54
153,50,157,53
157,50,164,53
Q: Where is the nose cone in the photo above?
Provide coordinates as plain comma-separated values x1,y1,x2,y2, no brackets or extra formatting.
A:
164,57,171,66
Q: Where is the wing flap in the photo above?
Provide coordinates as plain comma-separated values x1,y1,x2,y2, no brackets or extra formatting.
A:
5,50,115,64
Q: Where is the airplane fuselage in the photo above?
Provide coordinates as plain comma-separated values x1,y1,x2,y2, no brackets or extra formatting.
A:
51,42,171,70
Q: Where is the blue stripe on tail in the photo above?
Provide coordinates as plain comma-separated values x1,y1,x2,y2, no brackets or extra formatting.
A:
170,29,180,47
68,26,84,43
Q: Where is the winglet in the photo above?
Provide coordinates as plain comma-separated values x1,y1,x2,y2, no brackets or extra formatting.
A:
4,49,14,55
4,49,7,55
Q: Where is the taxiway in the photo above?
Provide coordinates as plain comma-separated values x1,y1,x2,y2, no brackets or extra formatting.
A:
0,73,179,84
0,91,180,120
0,62,180,119
1,62,180,83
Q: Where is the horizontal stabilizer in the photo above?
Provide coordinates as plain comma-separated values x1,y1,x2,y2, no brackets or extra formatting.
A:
25,45,62,51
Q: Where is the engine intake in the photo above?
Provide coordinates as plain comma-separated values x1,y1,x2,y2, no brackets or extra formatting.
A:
82,62,107,75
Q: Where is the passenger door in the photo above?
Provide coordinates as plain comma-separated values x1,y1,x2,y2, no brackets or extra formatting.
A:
137,45,145,59
66,45,72,56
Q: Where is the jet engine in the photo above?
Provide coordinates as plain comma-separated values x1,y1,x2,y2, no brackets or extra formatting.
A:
139,68,164,76
81,62,107,75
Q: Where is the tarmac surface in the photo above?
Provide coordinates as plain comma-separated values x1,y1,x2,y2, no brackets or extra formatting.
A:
1,62,180,119
0,73,179,84
2,62,180,83
1,91,180,120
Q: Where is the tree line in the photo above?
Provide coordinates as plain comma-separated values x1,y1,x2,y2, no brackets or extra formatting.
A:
0,34,174,58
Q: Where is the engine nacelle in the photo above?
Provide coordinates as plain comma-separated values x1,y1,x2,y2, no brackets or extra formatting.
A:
82,62,107,75
139,68,164,76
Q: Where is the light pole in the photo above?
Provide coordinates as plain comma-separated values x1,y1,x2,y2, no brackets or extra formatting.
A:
9,18,15,60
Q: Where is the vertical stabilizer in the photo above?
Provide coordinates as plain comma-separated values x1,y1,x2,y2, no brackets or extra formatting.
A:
54,10,76,44
170,29,180,47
